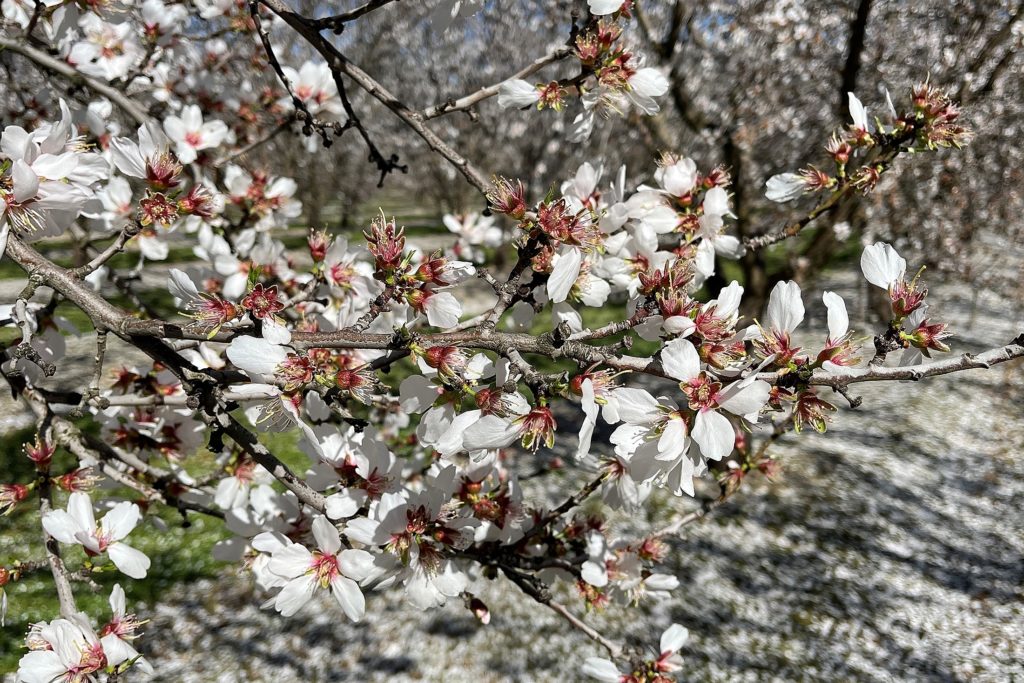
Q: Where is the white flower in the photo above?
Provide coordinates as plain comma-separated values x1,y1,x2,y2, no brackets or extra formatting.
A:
497,79,540,109
68,15,142,81
280,61,347,122
264,516,375,619
860,241,906,289
41,492,150,578
662,338,770,461
442,212,502,247
17,614,133,683
109,122,176,181
141,0,188,40
100,584,154,675
654,156,698,197
1,101,106,244
163,105,229,164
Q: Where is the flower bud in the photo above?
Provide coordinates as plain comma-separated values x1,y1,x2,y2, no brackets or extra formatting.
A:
307,229,331,262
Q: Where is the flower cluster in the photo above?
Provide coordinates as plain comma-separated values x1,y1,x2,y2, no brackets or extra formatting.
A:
0,5,985,680
497,4,668,141
766,84,971,203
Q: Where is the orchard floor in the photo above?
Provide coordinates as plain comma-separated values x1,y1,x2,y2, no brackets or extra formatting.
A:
3,269,1024,682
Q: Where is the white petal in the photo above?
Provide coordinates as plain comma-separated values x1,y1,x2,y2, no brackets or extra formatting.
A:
610,387,660,425
109,584,126,616
658,157,697,196
274,575,316,616
702,186,731,218
424,291,461,329
692,410,734,461
660,623,690,654
330,576,365,621
399,374,439,414
338,548,375,582
581,560,608,587
661,337,700,382
588,0,623,14
42,509,82,544
68,492,96,531
718,379,770,417
226,336,288,376
848,91,869,130
16,650,66,683
325,491,361,520
714,281,744,320
576,379,598,461
109,137,146,178
822,290,849,339
108,542,150,579
262,318,292,345
12,159,39,202
433,409,482,457
547,248,582,304
663,315,696,337
99,502,141,541
496,79,540,108
765,280,804,333
629,68,669,97
311,515,341,555
581,657,623,682
461,414,520,450
765,172,806,203
860,241,906,289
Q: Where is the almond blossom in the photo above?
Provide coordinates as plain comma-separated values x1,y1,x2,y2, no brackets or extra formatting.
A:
17,613,137,683
41,493,150,579
163,105,229,164
260,516,375,620
661,337,771,461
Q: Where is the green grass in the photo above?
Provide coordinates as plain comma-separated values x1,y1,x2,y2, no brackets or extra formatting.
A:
0,414,313,674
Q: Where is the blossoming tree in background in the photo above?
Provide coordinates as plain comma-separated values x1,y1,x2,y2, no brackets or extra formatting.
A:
0,1,1021,681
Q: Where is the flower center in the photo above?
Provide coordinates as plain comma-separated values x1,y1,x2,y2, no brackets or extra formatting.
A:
683,374,721,412
309,550,340,588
